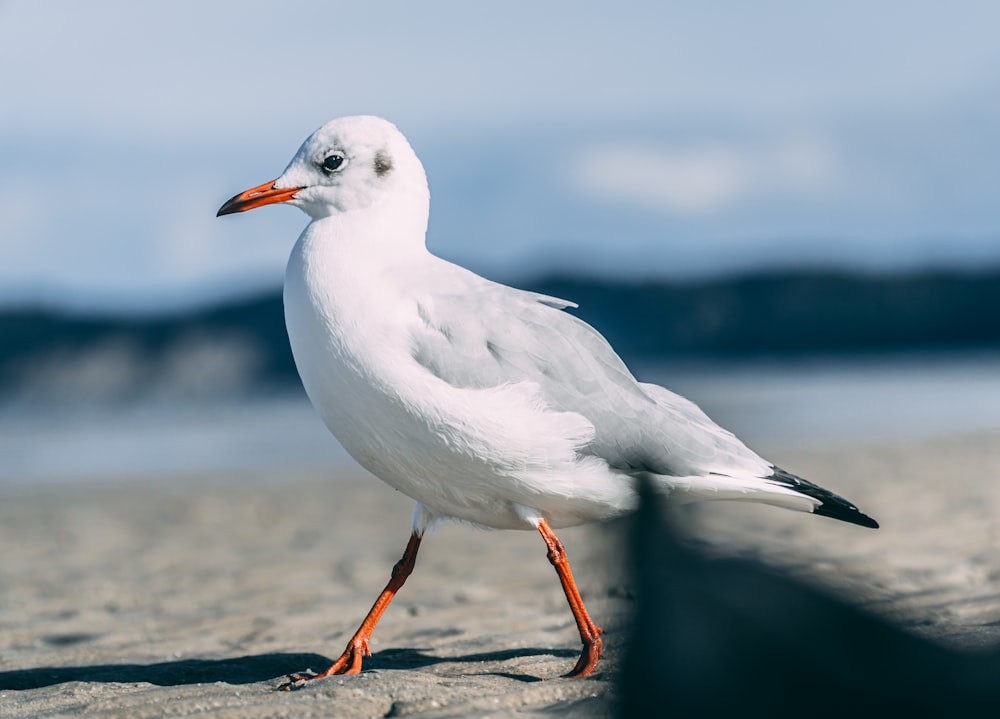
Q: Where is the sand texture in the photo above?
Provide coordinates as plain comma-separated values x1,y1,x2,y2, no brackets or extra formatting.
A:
2,433,1000,717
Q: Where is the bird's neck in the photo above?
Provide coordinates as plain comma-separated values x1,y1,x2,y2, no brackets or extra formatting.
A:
313,186,430,262
290,194,435,318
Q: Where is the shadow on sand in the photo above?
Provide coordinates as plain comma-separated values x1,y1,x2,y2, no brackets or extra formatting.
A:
0,653,331,690
0,646,574,690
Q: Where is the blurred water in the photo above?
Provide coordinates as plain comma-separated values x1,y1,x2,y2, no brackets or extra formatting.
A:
0,397,349,485
641,350,1000,451
2,351,998,484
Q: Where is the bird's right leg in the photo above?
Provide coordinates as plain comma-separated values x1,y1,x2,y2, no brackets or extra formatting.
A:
280,531,422,689
536,518,604,677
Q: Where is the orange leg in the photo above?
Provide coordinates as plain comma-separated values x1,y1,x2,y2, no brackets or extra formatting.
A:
281,532,422,689
536,519,604,677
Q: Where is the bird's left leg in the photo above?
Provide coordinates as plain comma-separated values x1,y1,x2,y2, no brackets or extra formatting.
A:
279,531,422,689
536,518,603,677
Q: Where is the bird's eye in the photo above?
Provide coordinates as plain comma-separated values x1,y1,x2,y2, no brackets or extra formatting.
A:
321,153,346,173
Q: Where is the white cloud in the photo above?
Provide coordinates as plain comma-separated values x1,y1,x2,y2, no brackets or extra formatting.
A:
571,136,839,216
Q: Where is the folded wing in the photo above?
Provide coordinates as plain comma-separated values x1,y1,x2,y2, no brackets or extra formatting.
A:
409,278,771,480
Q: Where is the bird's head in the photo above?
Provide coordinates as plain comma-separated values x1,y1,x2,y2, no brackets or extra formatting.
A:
217,115,427,220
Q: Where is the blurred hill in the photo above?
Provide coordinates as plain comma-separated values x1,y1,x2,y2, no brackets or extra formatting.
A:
3,269,999,406
533,269,1000,356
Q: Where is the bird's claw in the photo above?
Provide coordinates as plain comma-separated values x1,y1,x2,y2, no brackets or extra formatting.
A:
276,642,368,690
563,632,603,678
276,672,316,691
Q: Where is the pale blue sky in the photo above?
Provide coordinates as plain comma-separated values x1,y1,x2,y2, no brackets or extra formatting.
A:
2,1,999,310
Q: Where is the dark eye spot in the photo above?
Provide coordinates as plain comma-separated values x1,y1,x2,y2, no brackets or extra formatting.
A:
374,150,393,177
321,153,345,173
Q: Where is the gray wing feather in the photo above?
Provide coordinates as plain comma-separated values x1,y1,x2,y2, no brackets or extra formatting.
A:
411,280,769,478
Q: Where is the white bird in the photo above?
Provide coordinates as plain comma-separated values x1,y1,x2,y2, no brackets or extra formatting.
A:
217,115,877,685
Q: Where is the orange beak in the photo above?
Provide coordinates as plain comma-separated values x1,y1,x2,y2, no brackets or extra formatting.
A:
216,179,304,216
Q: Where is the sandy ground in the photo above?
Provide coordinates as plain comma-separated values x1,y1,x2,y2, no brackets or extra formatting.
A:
2,433,1000,718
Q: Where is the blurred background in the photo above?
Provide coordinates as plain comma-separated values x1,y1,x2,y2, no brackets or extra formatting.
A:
2,0,999,483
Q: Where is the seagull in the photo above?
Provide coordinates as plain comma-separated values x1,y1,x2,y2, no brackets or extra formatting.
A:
217,115,878,685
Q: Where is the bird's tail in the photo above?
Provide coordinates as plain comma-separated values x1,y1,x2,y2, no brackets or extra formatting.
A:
768,467,879,529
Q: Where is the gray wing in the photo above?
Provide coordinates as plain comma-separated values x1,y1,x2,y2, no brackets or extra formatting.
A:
410,279,769,478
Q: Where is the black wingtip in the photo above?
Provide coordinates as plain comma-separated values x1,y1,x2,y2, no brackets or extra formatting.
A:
770,466,880,529
813,503,880,529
